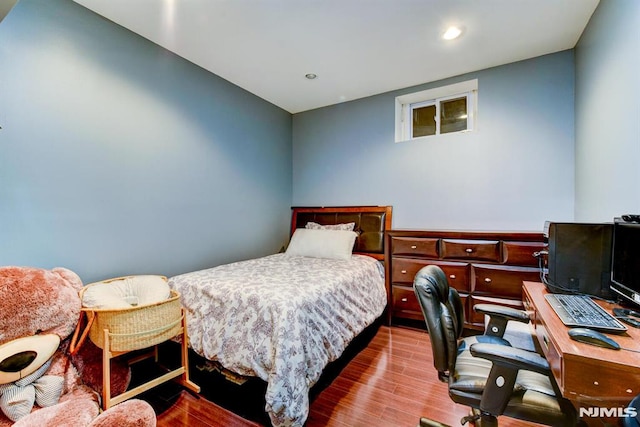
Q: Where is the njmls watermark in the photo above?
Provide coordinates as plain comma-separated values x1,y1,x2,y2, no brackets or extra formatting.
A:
579,407,638,418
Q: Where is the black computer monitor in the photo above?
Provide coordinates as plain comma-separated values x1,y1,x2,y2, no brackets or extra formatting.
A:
611,219,640,309
544,221,613,298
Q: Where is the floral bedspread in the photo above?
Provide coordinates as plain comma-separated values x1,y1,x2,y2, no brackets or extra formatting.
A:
168,253,386,427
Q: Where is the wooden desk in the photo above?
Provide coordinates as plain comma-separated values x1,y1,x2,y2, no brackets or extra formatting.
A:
523,281,640,408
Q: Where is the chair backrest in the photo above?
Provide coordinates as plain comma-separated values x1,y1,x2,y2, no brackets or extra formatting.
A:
413,265,465,378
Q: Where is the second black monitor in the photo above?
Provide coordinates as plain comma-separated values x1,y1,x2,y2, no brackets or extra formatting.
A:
545,221,613,298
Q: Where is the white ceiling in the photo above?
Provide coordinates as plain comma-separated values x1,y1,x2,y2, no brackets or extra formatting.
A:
72,0,599,114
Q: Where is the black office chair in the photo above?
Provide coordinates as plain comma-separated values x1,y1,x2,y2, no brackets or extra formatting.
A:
413,265,578,427
624,394,640,427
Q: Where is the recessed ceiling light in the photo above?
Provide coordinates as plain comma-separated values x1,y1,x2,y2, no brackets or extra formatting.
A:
442,26,463,41
305,73,317,80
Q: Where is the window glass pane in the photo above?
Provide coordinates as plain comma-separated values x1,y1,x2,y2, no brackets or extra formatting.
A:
440,97,467,134
412,104,436,137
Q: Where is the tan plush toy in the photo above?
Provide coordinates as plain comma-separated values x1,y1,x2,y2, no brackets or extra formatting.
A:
0,266,156,427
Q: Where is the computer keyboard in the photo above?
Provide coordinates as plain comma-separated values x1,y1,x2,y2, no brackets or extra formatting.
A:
545,293,627,333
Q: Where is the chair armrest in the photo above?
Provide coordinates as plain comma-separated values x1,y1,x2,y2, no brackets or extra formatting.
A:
469,343,552,416
469,343,549,376
473,304,530,323
473,304,530,338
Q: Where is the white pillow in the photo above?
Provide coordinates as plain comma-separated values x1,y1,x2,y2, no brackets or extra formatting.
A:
82,275,170,308
285,228,357,260
305,221,356,231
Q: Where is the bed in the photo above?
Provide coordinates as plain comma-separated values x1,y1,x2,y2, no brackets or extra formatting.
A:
168,206,392,427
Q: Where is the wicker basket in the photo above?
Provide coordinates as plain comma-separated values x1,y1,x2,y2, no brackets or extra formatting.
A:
73,276,183,353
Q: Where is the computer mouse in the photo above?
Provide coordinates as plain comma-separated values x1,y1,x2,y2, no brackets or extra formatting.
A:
568,328,621,350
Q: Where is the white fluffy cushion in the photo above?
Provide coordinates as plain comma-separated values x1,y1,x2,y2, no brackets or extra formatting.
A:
82,275,170,309
305,221,356,231
285,228,357,260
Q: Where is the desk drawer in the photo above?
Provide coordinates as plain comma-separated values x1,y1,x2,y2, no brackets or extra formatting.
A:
472,264,539,298
536,321,563,393
441,239,501,262
391,237,439,257
564,359,640,400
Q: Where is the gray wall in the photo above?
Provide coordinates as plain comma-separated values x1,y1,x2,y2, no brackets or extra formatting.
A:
0,0,292,282
3,0,635,282
575,0,640,221
292,52,576,231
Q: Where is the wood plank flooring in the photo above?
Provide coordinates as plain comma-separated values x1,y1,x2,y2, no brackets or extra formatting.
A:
151,326,542,427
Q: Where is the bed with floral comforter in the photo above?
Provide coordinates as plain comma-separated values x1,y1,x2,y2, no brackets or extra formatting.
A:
168,253,386,427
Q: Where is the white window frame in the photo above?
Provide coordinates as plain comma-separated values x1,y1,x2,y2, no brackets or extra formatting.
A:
395,79,478,142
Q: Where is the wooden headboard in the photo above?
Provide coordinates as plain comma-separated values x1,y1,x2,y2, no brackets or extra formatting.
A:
291,206,393,261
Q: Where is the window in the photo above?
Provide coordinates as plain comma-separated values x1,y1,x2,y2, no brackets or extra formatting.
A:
395,79,477,142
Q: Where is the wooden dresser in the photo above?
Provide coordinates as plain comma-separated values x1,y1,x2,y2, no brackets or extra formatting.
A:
385,229,546,329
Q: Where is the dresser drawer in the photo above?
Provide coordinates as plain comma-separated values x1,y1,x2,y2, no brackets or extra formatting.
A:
392,258,430,284
472,264,540,298
441,239,501,262
386,229,545,329
392,285,422,319
467,295,525,325
401,284,470,324
392,258,470,291
503,241,547,267
391,237,439,257
425,261,470,292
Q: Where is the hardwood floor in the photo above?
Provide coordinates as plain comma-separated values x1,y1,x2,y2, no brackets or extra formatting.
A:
151,326,542,427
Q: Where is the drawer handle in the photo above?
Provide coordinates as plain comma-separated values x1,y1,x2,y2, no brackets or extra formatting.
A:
449,274,456,280
465,248,473,253
484,277,492,283
401,298,408,302
411,245,417,249
401,270,407,274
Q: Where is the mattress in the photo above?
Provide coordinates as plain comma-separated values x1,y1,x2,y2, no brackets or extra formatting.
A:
168,253,386,427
